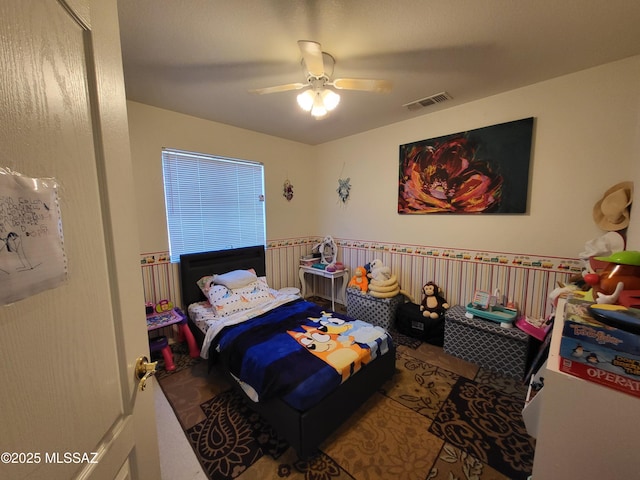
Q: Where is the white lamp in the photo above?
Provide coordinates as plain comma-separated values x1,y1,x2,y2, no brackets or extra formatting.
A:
297,88,340,118
311,92,327,118
321,89,340,111
296,90,314,111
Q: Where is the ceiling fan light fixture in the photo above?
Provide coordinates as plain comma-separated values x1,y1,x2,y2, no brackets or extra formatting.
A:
296,90,314,111
298,88,339,118
310,91,327,117
251,40,389,120
321,89,340,111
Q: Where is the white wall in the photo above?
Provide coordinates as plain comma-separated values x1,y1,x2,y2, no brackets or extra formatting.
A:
126,102,316,252
624,85,640,250
127,56,639,259
315,56,640,258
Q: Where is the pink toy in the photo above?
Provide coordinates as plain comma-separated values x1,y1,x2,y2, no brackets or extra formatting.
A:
149,336,175,371
146,307,200,358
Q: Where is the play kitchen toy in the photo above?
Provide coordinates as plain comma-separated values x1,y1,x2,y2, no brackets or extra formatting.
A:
466,289,518,327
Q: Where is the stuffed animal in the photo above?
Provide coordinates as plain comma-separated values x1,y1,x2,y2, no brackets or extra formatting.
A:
366,259,414,301
348,266,369,292
369,273,401,298
420,281,449,319
368,259,392,282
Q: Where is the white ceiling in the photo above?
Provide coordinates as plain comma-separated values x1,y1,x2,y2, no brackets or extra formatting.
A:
117,0,640,145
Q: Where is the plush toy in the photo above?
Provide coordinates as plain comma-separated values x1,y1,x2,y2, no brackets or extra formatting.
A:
348,266,369,292
366,259,414,301
420,281,449,319
369,274,401,298
368,259,392,282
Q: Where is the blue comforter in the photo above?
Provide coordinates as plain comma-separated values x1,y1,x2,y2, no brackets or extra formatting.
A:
213,299,392,411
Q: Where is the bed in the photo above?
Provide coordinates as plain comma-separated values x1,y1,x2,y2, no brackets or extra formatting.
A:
179,245,396,459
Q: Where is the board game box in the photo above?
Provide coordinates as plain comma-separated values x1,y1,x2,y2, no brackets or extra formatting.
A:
559,298,640,397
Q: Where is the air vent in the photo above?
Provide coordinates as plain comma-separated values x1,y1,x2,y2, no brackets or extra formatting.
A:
403,91,452,111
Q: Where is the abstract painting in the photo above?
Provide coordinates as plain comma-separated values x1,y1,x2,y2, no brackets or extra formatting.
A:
398,117,534,214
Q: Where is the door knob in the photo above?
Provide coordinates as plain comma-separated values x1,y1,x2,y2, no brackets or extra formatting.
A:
135,356,157,391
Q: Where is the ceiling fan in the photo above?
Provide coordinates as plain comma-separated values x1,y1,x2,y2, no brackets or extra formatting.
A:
249,40,392,118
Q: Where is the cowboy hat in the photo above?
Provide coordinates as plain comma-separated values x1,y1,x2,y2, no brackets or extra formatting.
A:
593,181,633,231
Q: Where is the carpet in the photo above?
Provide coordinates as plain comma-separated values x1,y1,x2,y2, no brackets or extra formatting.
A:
156,333,535,480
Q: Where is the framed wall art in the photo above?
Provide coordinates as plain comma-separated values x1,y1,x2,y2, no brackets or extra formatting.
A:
398,117,534,214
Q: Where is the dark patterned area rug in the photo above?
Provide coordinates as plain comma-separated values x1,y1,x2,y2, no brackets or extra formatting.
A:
430,377,534,480
185,390,288,479
156,334,535,480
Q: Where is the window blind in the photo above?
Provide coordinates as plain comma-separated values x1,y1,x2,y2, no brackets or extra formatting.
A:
162,148,266,262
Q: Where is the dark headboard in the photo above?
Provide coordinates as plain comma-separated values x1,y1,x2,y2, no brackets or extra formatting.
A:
179,245,266,309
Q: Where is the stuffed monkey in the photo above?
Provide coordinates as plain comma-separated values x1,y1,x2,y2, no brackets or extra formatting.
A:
420,281,449,319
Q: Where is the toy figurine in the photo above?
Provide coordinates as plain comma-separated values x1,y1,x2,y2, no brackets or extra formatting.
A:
420,281,449,319
348,266,369,292
585,251,640,304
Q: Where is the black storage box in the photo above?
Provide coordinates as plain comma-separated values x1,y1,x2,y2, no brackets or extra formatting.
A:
395,302,445,346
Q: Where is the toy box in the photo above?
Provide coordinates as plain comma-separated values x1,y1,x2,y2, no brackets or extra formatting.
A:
558,299,640,397
395,302,444,345
558,358,640,398
561,298,640,356
346,288,404,329
444,305,530,379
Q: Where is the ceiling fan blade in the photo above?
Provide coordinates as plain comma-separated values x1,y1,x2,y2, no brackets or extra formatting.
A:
331,78,392,93
249,83,307,95
298,40,325,77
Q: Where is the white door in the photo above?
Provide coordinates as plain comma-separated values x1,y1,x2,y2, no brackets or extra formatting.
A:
0,1,160,479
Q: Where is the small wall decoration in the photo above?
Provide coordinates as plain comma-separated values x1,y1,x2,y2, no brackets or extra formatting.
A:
0,167,67,305
337,177,351,203
398,117,534,214
283,179,294,201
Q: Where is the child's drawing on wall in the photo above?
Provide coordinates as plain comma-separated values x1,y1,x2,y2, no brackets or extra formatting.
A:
0,231,34,273
0,167,67,304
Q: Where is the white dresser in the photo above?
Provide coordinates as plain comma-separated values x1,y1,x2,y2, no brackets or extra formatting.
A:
530,298,640,479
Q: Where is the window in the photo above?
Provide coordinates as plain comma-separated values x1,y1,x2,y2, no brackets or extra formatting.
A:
162,148,266,262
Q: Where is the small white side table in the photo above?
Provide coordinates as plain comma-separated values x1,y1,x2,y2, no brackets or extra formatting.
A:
298,265,349,311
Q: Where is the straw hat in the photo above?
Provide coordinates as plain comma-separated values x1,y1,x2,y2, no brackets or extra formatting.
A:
593,181,633,231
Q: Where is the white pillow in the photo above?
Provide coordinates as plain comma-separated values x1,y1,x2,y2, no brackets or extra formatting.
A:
197,275,215,298
209,279,273,317
208,284,231,303
213,269,257,289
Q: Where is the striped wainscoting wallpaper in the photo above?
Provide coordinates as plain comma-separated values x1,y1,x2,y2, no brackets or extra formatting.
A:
140,237,581,334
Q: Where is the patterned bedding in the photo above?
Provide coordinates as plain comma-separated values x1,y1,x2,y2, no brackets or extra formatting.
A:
188,290,301,357
189,296,392,411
